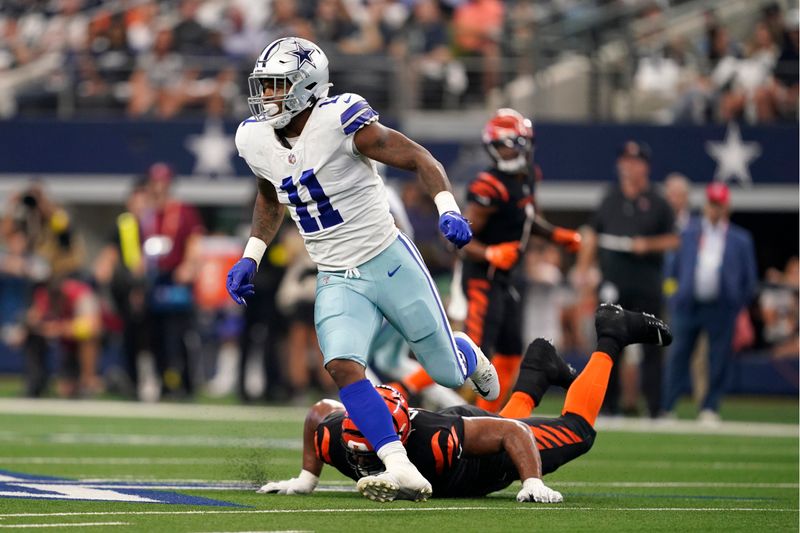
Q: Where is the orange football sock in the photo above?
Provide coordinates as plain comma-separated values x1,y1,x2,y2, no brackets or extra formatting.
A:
561,351,613,427
499,391,536,418
402,367,436,394
475,353,520,413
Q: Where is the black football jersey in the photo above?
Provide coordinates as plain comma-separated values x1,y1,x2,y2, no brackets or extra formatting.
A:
315,406,518,498
465,167,536,248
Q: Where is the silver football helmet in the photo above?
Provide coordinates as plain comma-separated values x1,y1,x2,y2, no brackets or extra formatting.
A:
247,37,332,129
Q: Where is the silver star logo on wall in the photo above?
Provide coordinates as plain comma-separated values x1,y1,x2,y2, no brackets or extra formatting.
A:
185,120,236,177
705,123,762,185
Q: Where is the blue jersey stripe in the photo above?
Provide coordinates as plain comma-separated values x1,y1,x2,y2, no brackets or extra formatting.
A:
343,108,378,135
340,100,370,125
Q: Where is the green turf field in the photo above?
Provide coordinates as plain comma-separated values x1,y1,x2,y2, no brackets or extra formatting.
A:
0,395,796,532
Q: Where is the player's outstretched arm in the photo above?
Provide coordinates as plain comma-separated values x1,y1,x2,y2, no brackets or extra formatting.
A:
257,399,345,495
462,417,563,503
227,180,284,305
354,122,450,197
354,122,471,248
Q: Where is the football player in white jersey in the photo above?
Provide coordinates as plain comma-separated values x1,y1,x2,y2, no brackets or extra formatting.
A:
225,37,500,502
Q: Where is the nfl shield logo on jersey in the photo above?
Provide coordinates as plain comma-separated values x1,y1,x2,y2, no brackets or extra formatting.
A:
288,153,297,165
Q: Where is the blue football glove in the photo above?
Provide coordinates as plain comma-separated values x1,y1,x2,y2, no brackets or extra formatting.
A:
226,258,257,306
439,211,472,248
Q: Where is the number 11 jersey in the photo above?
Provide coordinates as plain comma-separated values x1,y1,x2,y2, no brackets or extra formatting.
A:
235,93,399,271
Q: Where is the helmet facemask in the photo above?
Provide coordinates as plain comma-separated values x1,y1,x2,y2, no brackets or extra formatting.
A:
248,37,332,129
486,136,534,174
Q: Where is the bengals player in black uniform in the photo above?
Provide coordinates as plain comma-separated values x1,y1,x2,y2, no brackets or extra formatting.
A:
459,108,582,413
257,304,672,502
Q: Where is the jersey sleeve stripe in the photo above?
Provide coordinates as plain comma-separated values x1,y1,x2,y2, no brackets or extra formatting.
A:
340,100,370,125
321,426,332,463
469,181,500,199
477,172,510,202
431,431,445,475
343,108,378,135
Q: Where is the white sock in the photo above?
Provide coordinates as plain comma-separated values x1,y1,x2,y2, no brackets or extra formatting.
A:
377,440,409,467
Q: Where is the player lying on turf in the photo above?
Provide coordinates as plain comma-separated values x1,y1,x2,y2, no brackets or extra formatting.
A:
258,304,671,502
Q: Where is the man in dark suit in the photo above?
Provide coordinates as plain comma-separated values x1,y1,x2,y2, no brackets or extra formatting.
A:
661,182,758,423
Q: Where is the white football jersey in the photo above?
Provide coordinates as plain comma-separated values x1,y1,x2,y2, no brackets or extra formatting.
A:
235,93,399,271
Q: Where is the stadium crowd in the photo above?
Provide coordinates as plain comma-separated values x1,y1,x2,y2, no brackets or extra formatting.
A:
0,0,796,121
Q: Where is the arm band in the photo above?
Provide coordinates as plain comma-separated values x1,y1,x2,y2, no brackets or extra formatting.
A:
433,191,461,216
243,237,268,269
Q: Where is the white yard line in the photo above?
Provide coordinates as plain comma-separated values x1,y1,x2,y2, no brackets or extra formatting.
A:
0,433,301,450
0,508,796,519
0,457,231,465
0,399,306,423
0,522,129,529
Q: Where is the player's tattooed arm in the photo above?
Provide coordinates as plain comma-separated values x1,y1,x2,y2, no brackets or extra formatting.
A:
354,122,452,198
251,178,283,245
463,418,542,480
302,400,345,475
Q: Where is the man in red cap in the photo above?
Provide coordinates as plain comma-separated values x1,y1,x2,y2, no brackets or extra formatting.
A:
661,182,758,424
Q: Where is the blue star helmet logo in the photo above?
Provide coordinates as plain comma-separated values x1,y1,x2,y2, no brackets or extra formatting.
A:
288,41,316,70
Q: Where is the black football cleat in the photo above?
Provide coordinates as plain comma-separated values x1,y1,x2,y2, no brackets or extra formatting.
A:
514,338,577,402
594,303,673,348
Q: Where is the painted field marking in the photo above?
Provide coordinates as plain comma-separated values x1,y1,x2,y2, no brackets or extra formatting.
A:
0,507,797,519
0,399,306,422
0,432,301,450
0,522,129,529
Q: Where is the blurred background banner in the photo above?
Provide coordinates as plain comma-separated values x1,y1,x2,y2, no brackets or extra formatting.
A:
0,120,796,184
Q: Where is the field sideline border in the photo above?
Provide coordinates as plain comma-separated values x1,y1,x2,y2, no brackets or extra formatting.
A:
0,399,796,438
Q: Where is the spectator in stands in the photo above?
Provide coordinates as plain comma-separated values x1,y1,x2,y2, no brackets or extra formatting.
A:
313,0,359,50
75,13,135,112
392,0,464,109
453,0,503,103
140,162,205,398
128,24,232,118
718,21,779,122
759,256,799,358
221,4,271,60
265,0,315,42
125,0,158,54
754,10,799,122
574,141,679,418
127,26,185,117
661,183,758,424
172,0,211,55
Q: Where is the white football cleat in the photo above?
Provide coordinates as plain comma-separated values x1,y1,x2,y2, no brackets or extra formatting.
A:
454,332,500,401
357,464,432,502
